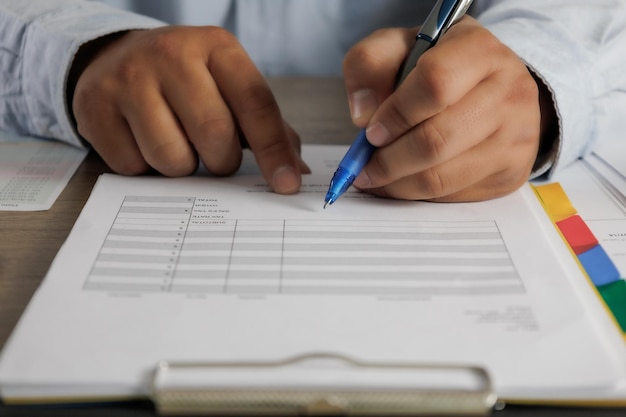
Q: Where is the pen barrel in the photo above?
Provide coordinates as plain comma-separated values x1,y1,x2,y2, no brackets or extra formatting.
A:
396,38,432,86
339,129,377,175
324,130,376,205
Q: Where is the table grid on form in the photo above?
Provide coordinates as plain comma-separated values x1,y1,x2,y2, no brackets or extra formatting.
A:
83,195,524,296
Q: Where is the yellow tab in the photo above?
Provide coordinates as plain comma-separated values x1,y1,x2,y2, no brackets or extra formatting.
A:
533,183,577,222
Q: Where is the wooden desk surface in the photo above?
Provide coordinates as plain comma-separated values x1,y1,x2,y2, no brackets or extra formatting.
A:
1,78,624,416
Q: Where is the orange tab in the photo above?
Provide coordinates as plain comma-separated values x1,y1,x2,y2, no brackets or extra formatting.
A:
533,183,577,222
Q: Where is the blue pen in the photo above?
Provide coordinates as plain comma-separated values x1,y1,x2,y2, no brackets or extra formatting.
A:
323,0,474,208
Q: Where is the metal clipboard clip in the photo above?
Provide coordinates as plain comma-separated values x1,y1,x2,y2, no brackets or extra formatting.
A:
151,353,499,416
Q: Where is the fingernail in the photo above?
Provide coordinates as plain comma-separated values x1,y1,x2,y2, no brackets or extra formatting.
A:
350,89,378,125
272,165,300,194
353,171,372,189
366,122,392,146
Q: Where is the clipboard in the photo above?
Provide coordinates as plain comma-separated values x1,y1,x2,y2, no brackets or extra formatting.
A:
4,154,626,410
151,353,499,416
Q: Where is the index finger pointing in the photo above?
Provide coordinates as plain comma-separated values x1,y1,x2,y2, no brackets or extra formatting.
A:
208,39,302,194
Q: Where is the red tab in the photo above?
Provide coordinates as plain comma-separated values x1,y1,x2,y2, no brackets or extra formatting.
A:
556,215,598,255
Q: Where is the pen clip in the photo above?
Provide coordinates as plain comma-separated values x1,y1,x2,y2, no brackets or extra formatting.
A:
418,0,474,43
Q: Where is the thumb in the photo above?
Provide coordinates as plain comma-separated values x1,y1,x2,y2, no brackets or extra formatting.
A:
343,27,416,127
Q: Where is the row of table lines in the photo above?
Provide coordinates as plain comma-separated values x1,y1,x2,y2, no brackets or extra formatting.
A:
83,197,523,295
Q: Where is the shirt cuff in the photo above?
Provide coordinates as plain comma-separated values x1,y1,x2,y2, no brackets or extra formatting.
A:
22,1,166,148
476,10,594,179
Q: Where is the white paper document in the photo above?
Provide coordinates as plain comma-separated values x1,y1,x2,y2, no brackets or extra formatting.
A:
593,138,626,180
0,131,87,211
1,146,625,404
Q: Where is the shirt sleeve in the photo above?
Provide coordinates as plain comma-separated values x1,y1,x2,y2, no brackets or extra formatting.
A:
0,0,165,148
472,0,626,178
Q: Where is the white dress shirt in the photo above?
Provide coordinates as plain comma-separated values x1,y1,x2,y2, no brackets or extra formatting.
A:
1,0,626,178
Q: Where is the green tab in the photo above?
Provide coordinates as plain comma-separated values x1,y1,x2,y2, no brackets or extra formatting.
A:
598,279,626,332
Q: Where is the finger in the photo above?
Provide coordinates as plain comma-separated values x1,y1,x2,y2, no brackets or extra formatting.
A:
120,80,198,177
366,17,503,147
74,96,151,175
161,44,242,176
284,121,311,174
355,60,540,200
343,27,415,127
85,115,150,175
354,74,506,189
363,129,535,202
208,36,302,194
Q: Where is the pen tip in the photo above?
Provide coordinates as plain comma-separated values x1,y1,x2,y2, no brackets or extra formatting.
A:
323,201,329,209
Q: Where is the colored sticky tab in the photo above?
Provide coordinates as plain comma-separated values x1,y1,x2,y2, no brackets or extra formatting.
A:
534,182,626,335
555,215,598,255
597,280,626,332
534,183,577,222
578,245,621,287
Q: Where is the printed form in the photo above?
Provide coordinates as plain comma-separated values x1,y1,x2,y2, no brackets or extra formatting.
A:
1,146,625,403
0,131,87,211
